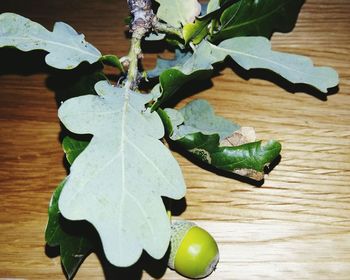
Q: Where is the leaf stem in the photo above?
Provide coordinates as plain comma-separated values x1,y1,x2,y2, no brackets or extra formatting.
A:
125,0,185,90
125,37,142,89
126,0,154,90
153,21,183,39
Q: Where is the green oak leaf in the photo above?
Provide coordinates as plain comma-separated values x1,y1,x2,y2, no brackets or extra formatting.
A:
165,37,186,49
46,180,93,280
151,45,214,108
58,80,186,267
124,15,132,25
62,136,90,165
183,0,236,44
183,18,210,45
212,0,304,42
155,0,201,28
161,99,281,180
156,67,211,108
0,13,101,69
100,54,124,72
46,137,92,279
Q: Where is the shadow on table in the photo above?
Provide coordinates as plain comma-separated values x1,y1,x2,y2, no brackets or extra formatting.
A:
158,57,339,108
0,48,51,75
44,211,181,280
222,58,339,101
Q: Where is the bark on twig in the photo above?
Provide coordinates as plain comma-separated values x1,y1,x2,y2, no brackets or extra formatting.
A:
126,0,155,89
125,0,182,89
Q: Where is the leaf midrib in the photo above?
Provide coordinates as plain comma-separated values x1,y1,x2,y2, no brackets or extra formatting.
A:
220,1,291,33
1,35,100,59
220,0,243,30
210,42,328,80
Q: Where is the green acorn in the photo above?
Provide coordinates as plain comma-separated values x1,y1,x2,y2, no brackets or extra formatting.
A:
168,220,219,279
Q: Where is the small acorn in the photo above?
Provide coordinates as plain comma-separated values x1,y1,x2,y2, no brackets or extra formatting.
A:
168,220,219,279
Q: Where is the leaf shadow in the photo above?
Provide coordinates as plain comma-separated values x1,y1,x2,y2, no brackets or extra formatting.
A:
45,213,170,280
144,52,338,110
157,71,214,109
90,208,170,280
218,58,339,101
44,216,96,279
0,47,51,76
96,245,170,280
166,197,188,217
45,243,60,258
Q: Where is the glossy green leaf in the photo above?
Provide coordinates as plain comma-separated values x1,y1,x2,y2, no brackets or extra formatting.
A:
183,0,236,44
45,180,93,280
164,37,186,49
58,81,186,267
183,21,208,45
0,13,101,69
124,15,132,25
161,99,281,180
157,67,211,108
156,108,176,136
100,54,124,72
212,0,304,42
151,46,214,107
62,136,89,165
155,0,201,28
46,139,92,279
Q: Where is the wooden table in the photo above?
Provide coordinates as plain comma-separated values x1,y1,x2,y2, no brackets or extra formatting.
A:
0,0,349,279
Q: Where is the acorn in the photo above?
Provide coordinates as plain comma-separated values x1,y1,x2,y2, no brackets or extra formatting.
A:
168,220,219,279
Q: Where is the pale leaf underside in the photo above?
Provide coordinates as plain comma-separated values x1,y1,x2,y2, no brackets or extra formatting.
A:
209,37,339,93
181,37,339,92
58,81,186,267
0,13,101,69
147,49,192,79
165,99,239,140
153,36,338,107
155,0,201,28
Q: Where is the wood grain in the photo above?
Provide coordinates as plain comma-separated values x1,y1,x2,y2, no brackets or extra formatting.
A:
0,0,349,279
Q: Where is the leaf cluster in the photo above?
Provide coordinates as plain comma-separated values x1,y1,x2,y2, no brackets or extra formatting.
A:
0,0,339,279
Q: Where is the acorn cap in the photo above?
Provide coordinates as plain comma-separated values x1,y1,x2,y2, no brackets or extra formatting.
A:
168,220,220,279
168,220,196,269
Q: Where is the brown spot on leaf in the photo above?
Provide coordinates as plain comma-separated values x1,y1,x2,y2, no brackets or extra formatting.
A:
189,148,212,164
233,168,264,181
220,127,256,147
